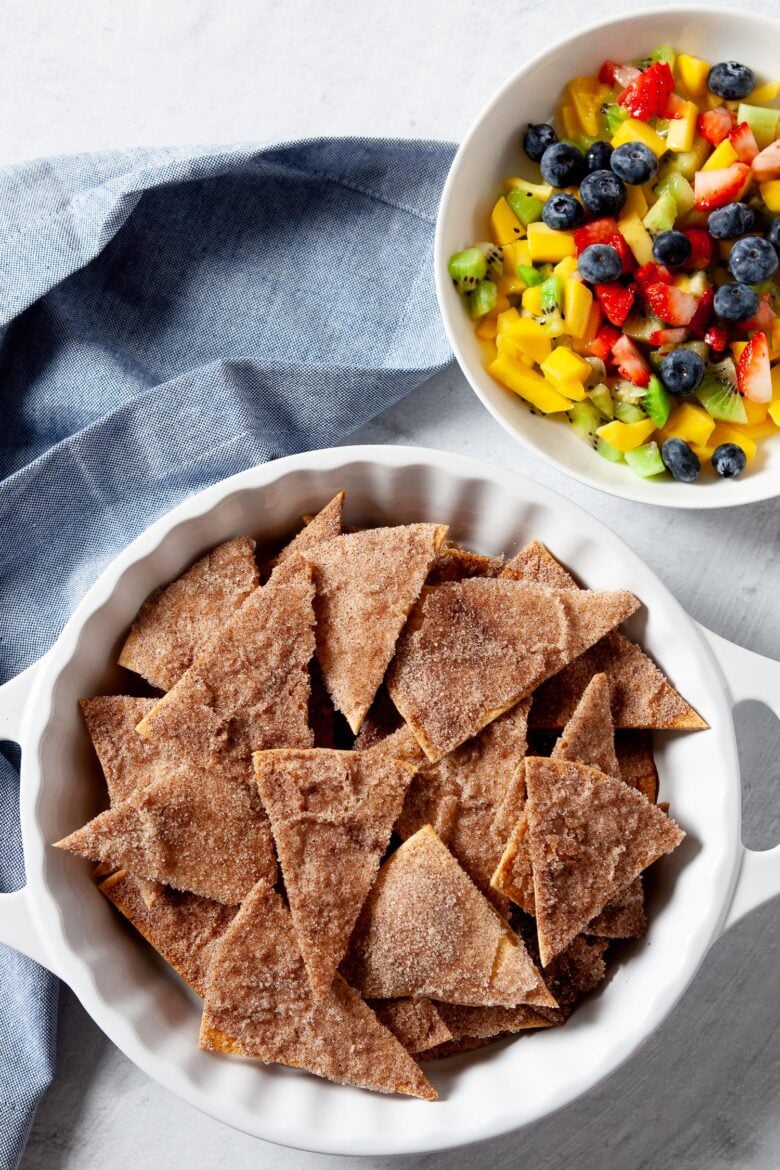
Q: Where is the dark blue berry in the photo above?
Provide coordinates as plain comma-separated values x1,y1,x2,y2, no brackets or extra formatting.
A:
577,243,622,284
523,123,558,162
610,141,658,185
728,235,779,283
652,230,692,268
767,218,780,254
659,348,705,396
707,202,755,240
579,169,627,216
540,142,586,188
661,438,701,482
713,282,760,321
542,192,584,230
712,442,747,478
708,61,754,101
586,140,613,174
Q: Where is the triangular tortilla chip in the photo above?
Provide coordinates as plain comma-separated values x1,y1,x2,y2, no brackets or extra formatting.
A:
436,1002,553,1043
395,702,530,904
588,875,647,939
270,491,345,569
616,730,660,803
99,869,236,996
199,881,435,1100
302,523,448,733
490,812,534,914
352,685,403,750
81,696,160,804
136,556,316,781
541,935,609,1020
500,540,579,590
118,537,259,691
551,673,619,780
387,580,639,761
370,998,452,1054
427,544,505,585
253,728,423,997
343,826,555,1008
56,764,276,904
525,757,684,965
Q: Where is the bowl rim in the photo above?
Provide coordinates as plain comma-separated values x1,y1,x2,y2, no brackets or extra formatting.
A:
434,4,780,510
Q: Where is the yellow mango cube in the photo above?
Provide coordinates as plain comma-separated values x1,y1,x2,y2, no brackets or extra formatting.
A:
496,307,521,334
596,418,656,452
708,423,757,462
555,378,588,402
560,103,581,140
496,334,535,365
567,77,610,137
742,398,769,425
740,419,778,439
618,213,654,265
759,180,780,213
554,254,579,278
503,240,533,272
475,317,498,341
505,177,555,201
731,341,748,363
580,301,602,346
541,345,592,386
497,272,526,296
562,277,594,340
491,197,525,246
611,118,666,157
488,354,574,412
702,139,739,171
678,53,711,97
522,284,544,315
660,402,716,447
768,399,780,426
666,101,698,153
503,316,552,363
487,294,511,320
622,183,648,219
750,80,780,102
527,222,576,262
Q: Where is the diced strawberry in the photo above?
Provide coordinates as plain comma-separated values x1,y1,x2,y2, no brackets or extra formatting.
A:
574,218,633,274
737,330,772,402
704,324,730,352
698,106,736,146
729,121,759,165
649,327,688,346
595,283,636,326
612,63,642,89
643,282,699,326
751,139,780,182
665,92,688,119
611,333,651,387
617,62,675,121
688,287,715,337
635,261,673,286
588,324,621,362
742,292,777,333
693,164,751,211
681,227,714,272
598,60,621,86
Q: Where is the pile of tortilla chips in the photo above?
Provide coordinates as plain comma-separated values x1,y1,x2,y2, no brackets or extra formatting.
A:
56,493,706,1102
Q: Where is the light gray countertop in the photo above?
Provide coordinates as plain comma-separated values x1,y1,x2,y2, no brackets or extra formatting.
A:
5,0,779,1166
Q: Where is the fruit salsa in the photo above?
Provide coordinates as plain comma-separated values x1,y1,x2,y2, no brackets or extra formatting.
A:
448,47,780,482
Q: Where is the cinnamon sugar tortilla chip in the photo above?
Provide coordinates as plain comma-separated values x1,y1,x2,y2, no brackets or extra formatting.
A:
199,881,435,1100
352,685,403,750
500,540,580,590
370,998,452,1054
588,875,647,939
427,544,505,585
253,729,423,997
119,537,259,691
491,812,534,914
616,731,660,803
541,935,609,1020
387,579,639,761
421,1034,512,1060
436,1002,553,1042
525,757,684,965
136,556,316,781
551,673,619,780
343,825,555,1008
99,869,236,996
303,523,448,733
56,763,277,904
270,492,345,569
80,696,161,804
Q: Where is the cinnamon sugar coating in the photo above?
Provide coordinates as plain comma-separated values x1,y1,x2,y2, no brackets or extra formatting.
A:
369,997,452,1054
616,731,660,803
80,696,158,803
588,876,647,939
269,491,345,569
436,1001,553,1042
427,544,505,585
551,673,619,780
500,540,580,590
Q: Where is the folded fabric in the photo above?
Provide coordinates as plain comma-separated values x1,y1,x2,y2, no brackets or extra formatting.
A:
0,136,455,1170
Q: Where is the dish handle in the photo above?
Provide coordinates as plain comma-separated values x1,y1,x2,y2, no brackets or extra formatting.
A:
700,626,780,934
0,658,60,974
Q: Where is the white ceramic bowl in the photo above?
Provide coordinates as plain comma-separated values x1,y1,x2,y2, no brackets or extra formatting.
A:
435,6,780,508
1,445,778,1156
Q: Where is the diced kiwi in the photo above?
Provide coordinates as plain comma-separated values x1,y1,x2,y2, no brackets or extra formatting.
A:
507,189,544,227
602,103,629,135
568,400,603,447
540,275,564,313
682,340,710,361
468,280,497,319
577,134,599,154
657,137,709,182
623,310,666,342
643,190,677,236
614,379,646,405
615,401,647,423
695,357,748,423
625,441,666,477
737,103,778,150
655,171,696,217
448,247,488,293
583,356,607,386
596,437,625,462
476,242,504,278
642,43,675,68
517,264,543,286
589,382,615,418
687,271,709,297
644,374,671,428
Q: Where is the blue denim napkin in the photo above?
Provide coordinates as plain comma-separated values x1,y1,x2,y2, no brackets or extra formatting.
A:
0,137,456,1168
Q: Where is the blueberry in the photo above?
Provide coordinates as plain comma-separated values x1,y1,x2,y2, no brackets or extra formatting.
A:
713,282,760,321
767,218,780,254
707,202,755,240
577,243,622,284
728,235,779,283
661,438,701,482
712,442,747,478
523,123,558,163
586,140,614,174
542,192,584,230
610,141,658,185
540,142,586,188
652,230,693,268
579,169,627,217
708,61,754,101
659,348,705,396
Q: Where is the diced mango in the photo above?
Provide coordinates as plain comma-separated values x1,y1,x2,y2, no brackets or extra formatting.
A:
759,180,780,213
475,317,498,341
567,77,610,137
502,316,552,363
554,254,579,278
769,399,780,426
611,118,666,157
503,240,533,272
739,419,778,439
562,277,593,339
488,354,574,412
527,222,576,262
702,139,739,171
666,101,698,153
555,378,588,402
678,53,711,97
750,80,780,103
522,284,544,315
496,334,535,365
708,423,757,462
742,398,769,425
496,307,521,335
541,346,592,385
660,402,716,447
491,197,525,245
731,340,748,363
596,418,656,452
772,364,780,399
505,177,555,200
497,272,526,296
618,213,654,265
622,183,648,219
580,300,602,346
560,103,581,140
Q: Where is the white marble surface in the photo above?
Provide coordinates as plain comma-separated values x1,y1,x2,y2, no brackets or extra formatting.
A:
3,0,779,1166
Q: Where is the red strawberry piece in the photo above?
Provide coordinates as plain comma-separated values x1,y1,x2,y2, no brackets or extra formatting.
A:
612,63,642,89
751,139,780,182
643,281,699,326
743,292,777,334
693,163,750,211
681,227,714,271
574,218,633,273
648,327,688,346
588,324,621,362
688,286,715,336
737,330,772,402
617,62,675,121
598,60,621,86
704,324,730,352
635,261,673,286
595,283,636,326
611,333,651,387
698,106,736,146
665,92,688,119
729,121,759,165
